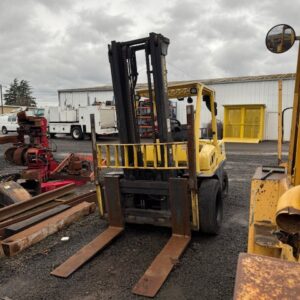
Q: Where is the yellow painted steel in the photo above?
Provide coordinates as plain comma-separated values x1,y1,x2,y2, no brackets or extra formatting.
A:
276,185,300,233
191,191,199,230
278,80,283,163
210,92,219,149
96,140,225,175
194,84,203,173
137,82,213,99
295,126,300,185
246,169,300,262
288,44,300,185
96,82,226,231
97,142,188,170
223,104,265,143
241,107,245,140
96,184,104,216
247,170,289,258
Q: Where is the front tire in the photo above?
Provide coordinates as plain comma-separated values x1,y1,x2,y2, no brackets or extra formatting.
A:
198,178,223,235
2,126,8,134
71,127,83,140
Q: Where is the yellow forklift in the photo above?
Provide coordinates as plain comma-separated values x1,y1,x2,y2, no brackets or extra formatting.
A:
234,24,300,299
52,33,228,297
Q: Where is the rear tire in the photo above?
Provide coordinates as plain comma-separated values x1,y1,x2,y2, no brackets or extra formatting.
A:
2,126,8,134
198,178,223,235
71,127,83,140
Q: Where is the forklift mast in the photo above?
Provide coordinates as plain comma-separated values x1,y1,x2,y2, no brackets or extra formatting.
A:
108,33,172,145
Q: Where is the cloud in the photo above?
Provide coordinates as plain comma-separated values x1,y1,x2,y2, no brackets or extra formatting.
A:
0,0,300,105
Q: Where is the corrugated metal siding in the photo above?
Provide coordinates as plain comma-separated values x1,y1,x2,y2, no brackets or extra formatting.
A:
58,78,295,141
209,79,295,141
175,79,294,140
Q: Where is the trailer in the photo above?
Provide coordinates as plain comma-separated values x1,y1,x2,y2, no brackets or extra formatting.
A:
44,103,117,140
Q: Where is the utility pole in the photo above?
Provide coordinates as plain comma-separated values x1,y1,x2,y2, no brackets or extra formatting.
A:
0,84,3,114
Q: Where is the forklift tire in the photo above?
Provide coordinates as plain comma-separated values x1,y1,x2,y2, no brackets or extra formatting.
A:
2,126,8,134
222,170,229,199
71,127,83,140
198,178,223,235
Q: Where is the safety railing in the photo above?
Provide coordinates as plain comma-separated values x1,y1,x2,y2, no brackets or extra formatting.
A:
97,142,188,170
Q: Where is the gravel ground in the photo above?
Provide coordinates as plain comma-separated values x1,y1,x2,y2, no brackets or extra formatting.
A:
0,137,288,300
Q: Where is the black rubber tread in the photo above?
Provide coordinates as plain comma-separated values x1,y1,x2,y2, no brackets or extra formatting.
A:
198,178,223,235
2,126,8,134
71,126,83,140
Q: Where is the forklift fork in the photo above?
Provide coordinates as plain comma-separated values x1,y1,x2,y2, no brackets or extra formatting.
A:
51,176,124,278
132,177,191,297
51,176,191,298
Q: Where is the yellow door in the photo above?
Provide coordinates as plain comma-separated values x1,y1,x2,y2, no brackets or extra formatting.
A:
225,108,242,138
244,107,261,139
223,104,265,143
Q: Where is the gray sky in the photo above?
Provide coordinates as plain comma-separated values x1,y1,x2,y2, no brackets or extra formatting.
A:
0,0,299,105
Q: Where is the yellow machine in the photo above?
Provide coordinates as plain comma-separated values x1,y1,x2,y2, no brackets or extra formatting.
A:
234,24,300,299
52,34,228,298
97,82,227,231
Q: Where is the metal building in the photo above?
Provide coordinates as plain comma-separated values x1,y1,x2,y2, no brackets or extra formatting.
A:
58,73,295,141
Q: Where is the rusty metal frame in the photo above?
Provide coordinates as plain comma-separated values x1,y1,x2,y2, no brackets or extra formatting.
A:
0,191,96,238
234,253,300,299
0,183,75,222
0,135,20,144
2,201,95,256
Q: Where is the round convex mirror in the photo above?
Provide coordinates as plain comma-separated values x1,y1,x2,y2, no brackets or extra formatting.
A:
266,24,296,53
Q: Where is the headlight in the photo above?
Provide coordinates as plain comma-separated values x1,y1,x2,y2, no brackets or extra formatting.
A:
190,87,197,94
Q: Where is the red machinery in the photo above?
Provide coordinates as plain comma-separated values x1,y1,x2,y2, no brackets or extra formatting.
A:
2,111,92,193
4,111,58,182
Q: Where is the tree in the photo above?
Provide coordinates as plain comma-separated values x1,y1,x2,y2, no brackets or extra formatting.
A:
4,78,36,107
